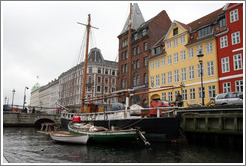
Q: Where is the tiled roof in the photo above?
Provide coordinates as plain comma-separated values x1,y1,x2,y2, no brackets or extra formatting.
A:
175,20,189,31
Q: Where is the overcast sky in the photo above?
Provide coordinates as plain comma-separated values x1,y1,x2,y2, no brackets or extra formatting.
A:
2,1,226,106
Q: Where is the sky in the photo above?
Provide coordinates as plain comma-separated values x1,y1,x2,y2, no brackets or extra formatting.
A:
2,1,227,106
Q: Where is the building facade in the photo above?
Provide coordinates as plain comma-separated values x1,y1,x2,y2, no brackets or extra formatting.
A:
149,7,224,106
117,3,172,107
58,47,118,112
215,3,243,93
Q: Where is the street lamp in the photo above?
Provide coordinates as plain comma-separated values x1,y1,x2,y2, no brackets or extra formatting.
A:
23,86,29,109
197,51,204,106
11,89,16,111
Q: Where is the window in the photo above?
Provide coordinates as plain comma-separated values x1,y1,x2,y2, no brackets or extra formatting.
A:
198,87,205,99
208,85,216,98
134,33,138,40
133,47,136,56
137,45,140,54
231,31,240,45
173,28,178,36
197,63,204,78
137,76,140,85
112,70,115,76
188,48,194,58
174,53,178,63
197,26,213,39
161,58,165,67
196,45,203,55
182,89,187,101
167,41,171,49
122,52,125,60
181,68,186,81
150,76,154,88
105,86,108,93
218,17,226,28
190,88,196,100
161,73,166,85
156,59,160,68
167,55,172,65
144,73,148,84
223,82,231,93
105,77,109,84
156,75,160,87
221,57,230,73
181,50,186,61
189,66,195,80
136,59,140,69
125,51,128,59
125,64,127,72
105,69,109,75
121,65,124,73
206,42,213,53
97,76,101,83
235,80,243,92
133,76,136,86
153,46,162,55
174,70,179,83
98,67,101,74
168,71,172,84
180,35,185,44
173,39,178,46
150,61,154,70
97,86,101,92
220,36,228,48
88,67,93,73
162,92,166,101
230,9,239,23
144,42,148,51
122,38,128,48
144,57,148,66
233,54,242,70
207,61,214,76
122,79,126,89
168,91,173,101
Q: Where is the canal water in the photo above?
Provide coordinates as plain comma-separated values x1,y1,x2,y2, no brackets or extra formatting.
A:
2,127,243,163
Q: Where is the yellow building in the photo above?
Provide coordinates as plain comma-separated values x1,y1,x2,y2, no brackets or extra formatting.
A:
149,8,223,107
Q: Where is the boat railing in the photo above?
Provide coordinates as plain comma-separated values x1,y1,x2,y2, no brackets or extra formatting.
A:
61,106,178,120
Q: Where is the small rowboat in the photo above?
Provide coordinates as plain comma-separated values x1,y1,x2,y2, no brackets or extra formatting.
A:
50,131,89,144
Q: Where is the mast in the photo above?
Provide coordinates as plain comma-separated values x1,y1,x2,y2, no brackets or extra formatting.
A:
126,3,132,109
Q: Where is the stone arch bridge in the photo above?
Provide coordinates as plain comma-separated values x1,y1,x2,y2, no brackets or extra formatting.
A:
3,112,61,128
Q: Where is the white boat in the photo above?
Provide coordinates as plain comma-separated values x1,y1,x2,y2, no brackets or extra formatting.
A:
50,131,89,144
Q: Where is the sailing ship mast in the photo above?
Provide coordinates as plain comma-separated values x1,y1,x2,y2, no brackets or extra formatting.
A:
78,14,98,113
126,3,132,109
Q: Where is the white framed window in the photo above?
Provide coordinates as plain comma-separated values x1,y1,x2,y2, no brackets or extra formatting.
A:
144,57,148,66
168,91,173,101
230,9,239,23
231,31,240,45
161,57,166,67
161,73,166,85
144,73,148,84
220,36,228,48
182,89,187,101
150,61,154,70
173,39,178,46
168,71,172,84
181,50,186,61
208,85,216,98
207,61,214,76
136,59,140,69
223,82,231,93
174,53,179,63
174,70,179,83
235,80,243,92
156,75,160,87
233,54,242,70
156,59,160,68
197,63,204,78
221,57,230,73
162,92,166,101
188,48,194,59
144,42,148,51
167,41,171,49
150,76,154,88
190,88,196,100
167,55,172,65
198,87,205,99
180,35,185,44
181,68,186,81
189,66,195,80
196,45,203,55
137,75,140,85
206,42,213,53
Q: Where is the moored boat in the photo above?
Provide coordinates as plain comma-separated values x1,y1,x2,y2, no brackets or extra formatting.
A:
50,131,89,144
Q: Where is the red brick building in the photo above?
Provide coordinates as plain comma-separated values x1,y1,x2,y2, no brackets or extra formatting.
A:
117,3,171,107
215,3,243,93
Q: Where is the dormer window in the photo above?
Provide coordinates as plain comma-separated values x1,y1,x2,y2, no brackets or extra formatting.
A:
152,46,162,55
134,33,138,40
173,28,178,36
142,28,147,36
218,17,226,28
197,25,213,39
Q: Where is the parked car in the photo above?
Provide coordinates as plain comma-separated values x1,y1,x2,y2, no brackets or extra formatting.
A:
215,92,243,105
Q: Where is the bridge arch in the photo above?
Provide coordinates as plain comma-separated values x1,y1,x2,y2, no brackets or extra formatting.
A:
34,118,55,128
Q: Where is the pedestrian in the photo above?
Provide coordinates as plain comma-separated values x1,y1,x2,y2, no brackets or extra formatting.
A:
175,91,183,107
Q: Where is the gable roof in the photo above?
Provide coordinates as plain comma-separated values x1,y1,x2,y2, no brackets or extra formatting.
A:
164,20,188,41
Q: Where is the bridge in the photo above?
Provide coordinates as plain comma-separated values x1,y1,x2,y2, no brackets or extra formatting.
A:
3,112,61,128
